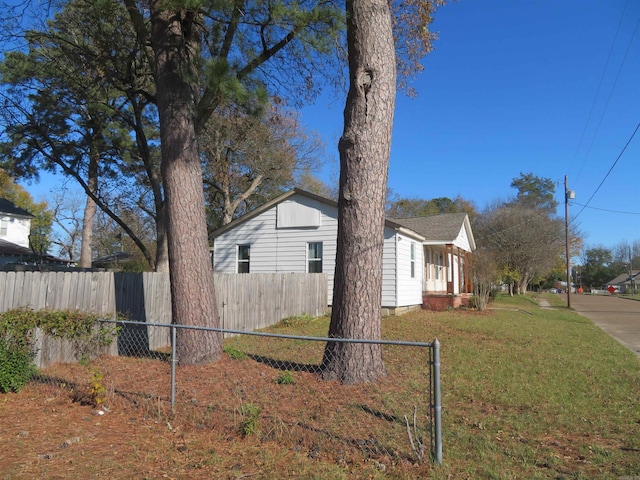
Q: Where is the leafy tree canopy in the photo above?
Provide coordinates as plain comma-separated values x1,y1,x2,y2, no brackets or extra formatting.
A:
509,172,558,213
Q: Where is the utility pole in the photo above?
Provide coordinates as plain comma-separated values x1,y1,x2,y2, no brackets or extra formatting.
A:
565,176,575,308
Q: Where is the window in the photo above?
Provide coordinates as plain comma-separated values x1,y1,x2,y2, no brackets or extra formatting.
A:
237,245,250,273
0,219,7,236
410,243,416,278
307,242,323,273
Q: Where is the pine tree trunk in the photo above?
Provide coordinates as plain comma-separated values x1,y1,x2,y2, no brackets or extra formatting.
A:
322,0,396,384
155,205,169,272
150,4,222,364
79,140,99,268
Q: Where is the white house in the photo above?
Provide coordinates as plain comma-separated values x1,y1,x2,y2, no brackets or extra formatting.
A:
211,189,476,313
0,198,68,267
0,198,32,248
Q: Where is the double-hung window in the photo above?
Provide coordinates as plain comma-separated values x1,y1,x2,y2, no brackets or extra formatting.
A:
307,242,323,273
237,245,250,273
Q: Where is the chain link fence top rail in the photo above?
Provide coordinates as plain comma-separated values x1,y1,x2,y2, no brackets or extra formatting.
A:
28,319,442,466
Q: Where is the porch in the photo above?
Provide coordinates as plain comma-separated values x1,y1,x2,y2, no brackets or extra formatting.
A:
422,244,473,311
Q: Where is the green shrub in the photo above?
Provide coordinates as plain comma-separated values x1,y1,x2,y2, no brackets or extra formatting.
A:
0,308,118,393
0,337,37,393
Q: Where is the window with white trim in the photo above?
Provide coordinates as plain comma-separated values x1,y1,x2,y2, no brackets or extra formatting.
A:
237,245,250,273
307,242,323,273
0,219,7,236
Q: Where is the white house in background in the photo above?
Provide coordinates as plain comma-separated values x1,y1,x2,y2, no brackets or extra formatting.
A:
0,198,68,267
0,198,32,247
211,189,476,313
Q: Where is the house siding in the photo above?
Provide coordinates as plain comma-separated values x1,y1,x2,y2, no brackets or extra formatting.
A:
213,194,339,304
453,226,472,252
395,234,424,306
212,191,471,310
0,214,31,247
381,228,397,307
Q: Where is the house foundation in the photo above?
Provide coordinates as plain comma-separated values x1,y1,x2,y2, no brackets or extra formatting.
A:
422,293,472,311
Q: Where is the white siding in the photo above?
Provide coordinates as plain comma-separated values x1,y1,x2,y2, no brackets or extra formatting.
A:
214,193,429,309
381,228,397,307
453,225,472,251
394,234,424,307
0,214,31,247
214,194,338,304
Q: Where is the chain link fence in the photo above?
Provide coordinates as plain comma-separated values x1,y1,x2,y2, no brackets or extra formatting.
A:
28,319,442,465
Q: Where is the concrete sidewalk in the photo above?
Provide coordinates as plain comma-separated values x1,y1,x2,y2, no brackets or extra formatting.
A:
563,294,640,359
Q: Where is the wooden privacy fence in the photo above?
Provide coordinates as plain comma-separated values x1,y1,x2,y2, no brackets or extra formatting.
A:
0,271,328,367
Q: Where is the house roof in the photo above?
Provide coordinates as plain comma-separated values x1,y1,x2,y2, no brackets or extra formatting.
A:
0,238,69,265
0,198,34,218
606,270,640,286
388,213,475,248
0,238,33,256
211,188,476,251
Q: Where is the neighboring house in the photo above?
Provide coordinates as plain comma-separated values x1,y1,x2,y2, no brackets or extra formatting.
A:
211,189,476,313
0,198,32,248
0,197,67,267
604,271,640,294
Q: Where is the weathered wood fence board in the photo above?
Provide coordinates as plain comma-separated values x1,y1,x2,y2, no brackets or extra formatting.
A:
0,271,328,366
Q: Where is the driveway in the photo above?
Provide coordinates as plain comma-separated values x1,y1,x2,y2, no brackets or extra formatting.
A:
567,293,640,359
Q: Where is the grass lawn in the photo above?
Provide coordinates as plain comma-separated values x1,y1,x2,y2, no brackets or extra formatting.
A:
1,294,638,479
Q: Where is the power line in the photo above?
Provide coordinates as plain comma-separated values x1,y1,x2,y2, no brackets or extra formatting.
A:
571,201,640,216
570,0,630,180
573,121,640,221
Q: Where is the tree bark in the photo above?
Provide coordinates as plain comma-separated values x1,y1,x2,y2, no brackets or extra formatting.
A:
322,0,396,384
150,3,222,364
79,133,101,268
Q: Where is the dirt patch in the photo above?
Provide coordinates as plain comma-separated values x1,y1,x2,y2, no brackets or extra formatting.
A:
0,355,433,479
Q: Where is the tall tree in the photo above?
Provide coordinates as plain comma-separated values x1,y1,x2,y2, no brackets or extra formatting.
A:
510,172,558,213
124,0,344,364
50,193,83,263
321,0,397,384
580,246,615,289
476,204,565,294
322,0,443,383
0,0,167,270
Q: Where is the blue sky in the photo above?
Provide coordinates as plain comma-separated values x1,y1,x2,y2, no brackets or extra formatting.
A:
300,0,640,250
18,0,638,253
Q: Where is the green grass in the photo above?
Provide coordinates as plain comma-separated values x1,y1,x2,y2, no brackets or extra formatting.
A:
226,295,640,479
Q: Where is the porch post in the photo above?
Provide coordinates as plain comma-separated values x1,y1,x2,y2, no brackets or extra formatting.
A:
465,251,473,293
446,244,454,295
457,247,462,295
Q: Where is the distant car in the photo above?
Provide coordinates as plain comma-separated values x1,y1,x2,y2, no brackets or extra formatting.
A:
549,288,558,293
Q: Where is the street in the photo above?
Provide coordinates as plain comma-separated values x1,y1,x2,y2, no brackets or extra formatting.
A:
567,293,640,359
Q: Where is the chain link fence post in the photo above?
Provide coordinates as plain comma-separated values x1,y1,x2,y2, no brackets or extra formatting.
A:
170,324,177,409
432,338,442,464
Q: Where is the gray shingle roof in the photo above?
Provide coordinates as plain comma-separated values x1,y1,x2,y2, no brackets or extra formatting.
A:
606,270,640,286
388,213,469,243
